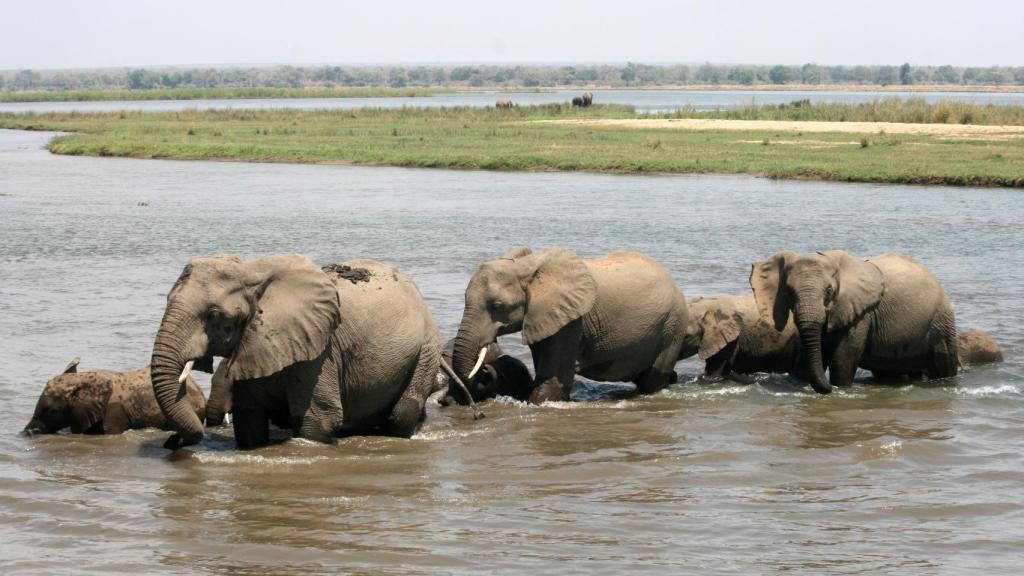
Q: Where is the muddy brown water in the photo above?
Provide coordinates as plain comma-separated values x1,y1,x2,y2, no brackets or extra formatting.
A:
0,128,1022,574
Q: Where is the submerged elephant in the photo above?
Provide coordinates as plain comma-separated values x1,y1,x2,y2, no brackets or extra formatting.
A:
681,294,803,379
495,98,515,108
24,358,205,435
957,330,1003,365
152,254,440,450
450,247,689,403
436,339,533,405
751,250,958,394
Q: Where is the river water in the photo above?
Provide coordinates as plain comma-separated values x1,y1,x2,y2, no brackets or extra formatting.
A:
2,88,1024,114
0,128,1021,574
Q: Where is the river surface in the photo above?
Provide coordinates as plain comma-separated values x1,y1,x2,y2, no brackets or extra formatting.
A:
3,88,1024,114
0,128,1022,574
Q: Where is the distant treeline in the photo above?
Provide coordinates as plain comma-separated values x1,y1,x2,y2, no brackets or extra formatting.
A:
3,63,1024,92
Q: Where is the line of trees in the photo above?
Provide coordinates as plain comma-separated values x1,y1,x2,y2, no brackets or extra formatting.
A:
3,63,1024,92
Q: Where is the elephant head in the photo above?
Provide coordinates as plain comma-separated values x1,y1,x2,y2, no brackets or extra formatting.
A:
440,353,533,405
680,297,742,362
450,247,596,389
151,254,340,448
750,250,883,394
23,357,84,435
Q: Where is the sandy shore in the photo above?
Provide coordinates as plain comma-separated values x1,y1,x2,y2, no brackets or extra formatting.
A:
533,118,1024,137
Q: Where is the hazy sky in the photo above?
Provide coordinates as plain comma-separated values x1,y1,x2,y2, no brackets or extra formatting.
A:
3,0,1022,70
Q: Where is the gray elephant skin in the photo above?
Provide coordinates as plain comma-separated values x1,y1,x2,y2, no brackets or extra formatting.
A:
450,247,689,403
436,339,532,405
751,250,958,394
151,254,440,450
24,358,205,435
681,294,803,379
495,98,515,109
203,359,292,430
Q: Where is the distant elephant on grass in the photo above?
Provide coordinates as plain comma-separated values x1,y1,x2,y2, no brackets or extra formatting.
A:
23,358,205,436
681,294,804,379
582,91,593,106
958,330,1003,365
436,339,533,405
152,254,440,450
571,96,585,107
495,98,515,108
450,247,689,404
751,250,958,394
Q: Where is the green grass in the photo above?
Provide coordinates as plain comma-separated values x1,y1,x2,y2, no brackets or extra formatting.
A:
664,96,1024,126
1,105,1022,187
0,86,452,102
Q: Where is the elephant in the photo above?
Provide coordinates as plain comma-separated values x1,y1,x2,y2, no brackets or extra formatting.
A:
571,96,585,107
582,91,593,106
750,250,958,394
203,359,292,430
681,294,804,379
450,247,689,404
436,339,533,405
23,357,205,435
151,254,441,450
495,98,515,109
957,330,1003,365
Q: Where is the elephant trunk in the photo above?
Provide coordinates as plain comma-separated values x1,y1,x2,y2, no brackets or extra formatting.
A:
151,305,205,448
795,302,832,394
451,309,494,403
205,361,233,426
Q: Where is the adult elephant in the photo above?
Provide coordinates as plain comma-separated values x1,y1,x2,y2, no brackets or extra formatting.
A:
495,98,515,109
581,91,593,106
450,247,689,403
681,294,803,379
750,250,958,394
571,96,585,107
152,254,440,450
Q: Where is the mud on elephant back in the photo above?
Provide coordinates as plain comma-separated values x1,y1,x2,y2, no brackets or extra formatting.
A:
151,254,440,450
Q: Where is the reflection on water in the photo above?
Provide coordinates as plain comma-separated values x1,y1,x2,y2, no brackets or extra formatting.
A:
0,128,1022,574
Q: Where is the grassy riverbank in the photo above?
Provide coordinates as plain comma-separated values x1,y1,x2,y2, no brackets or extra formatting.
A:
0,86,451,102
2,104,1022,186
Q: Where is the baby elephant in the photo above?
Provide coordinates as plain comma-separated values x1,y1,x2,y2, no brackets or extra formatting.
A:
958,330,1003,366
681,295,804,379
437,340,533,405
23,357,206,435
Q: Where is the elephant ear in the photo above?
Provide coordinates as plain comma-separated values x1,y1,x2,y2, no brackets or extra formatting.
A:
227,256,341,382
750,250,797,331
821,251,884,332
698,307,742,360
522,249,597,345
501,246,533,260
69,380,111,434
62,357,80,374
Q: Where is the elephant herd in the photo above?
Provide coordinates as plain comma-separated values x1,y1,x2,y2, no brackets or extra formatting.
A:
24,248,1003,452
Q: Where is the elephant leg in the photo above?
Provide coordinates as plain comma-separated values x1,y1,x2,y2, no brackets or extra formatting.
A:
927,310,959,379
827,320,869,388
232,405,270,449
528,319,582,403
384,342,438,438
285,352,342,444
636,337,686,395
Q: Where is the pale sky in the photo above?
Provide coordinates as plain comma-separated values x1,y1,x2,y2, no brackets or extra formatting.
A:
2,0,1022,70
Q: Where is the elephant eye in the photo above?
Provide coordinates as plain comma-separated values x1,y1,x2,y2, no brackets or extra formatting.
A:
824,285,835,304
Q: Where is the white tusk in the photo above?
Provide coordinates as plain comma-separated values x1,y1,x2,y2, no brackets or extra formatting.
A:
467,347,488,380
178,360,194,384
